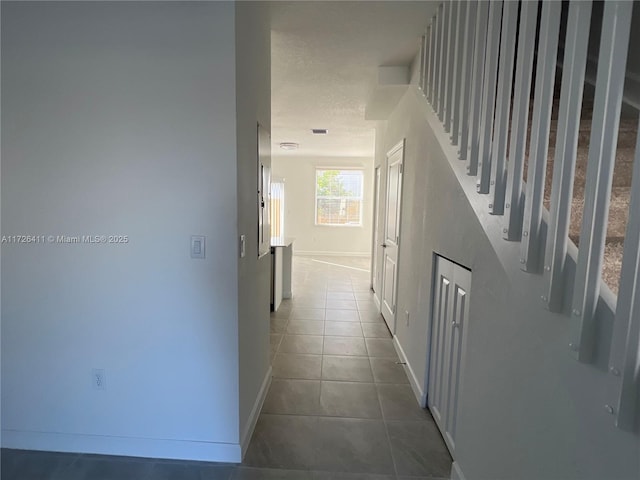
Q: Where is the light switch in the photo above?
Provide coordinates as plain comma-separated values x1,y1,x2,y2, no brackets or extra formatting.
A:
240,235,246,258
191,235,205,259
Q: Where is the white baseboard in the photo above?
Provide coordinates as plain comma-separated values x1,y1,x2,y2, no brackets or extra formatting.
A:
240,366,272,458
451,461,466,480
392,335,427,407
1,429,241,462
294,251,371,257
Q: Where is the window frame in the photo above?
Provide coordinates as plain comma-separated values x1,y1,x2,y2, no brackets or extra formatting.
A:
314,168,364,227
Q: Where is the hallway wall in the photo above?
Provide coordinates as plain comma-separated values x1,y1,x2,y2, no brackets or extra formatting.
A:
2,1,241,460
271,155,374,256
375,88,640,480
235,1,273,455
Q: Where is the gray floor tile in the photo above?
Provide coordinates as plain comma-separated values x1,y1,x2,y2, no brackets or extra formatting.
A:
2,450,79,480
354,290,375,298
396,477,448,480
355,298,377,307
322,356,373,382
325,300,358,310
270,318,289,334
56,456,154,480
279,335,324,354
386,421,452,477
326,292,356,301
377,384,431,421
358,310,384,323
327,284,353,293
324,309,360,322
270,334,283,351
365,338,398,358
233,467,316,479
319,382,381,419
271,308,292,320
291,298,327,309
325,322,363,337
315,418,394,474
361,323,391,338
273,353,322,379
287,320,325,336
323,336,367,356
243,415,319,470
147,462,232,479
263,379,321,415
370,358,409,384
313,473,394,480
291,308,325,321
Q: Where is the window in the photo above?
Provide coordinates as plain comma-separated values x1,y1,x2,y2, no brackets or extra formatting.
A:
271,179,285,238
315,169,363,226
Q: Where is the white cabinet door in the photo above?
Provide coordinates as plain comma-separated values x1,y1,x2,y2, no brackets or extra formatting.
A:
428,255,471,456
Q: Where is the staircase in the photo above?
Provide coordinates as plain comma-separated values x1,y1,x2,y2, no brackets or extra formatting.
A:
533,87,639,295
418,0,639,434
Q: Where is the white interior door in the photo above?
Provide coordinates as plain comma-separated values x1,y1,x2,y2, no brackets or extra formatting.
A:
381,141,404,332
428,255,471,456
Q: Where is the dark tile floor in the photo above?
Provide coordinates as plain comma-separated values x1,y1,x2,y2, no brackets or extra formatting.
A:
1,257,451,480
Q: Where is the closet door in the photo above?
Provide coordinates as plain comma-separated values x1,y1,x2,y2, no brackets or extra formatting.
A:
428,255,471,455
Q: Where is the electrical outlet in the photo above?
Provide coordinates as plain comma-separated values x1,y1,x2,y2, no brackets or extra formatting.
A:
92,368,106,390
405,310,410,326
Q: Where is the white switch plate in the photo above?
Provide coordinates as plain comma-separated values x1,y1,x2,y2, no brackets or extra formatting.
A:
240,235,246,258
191,235,205,259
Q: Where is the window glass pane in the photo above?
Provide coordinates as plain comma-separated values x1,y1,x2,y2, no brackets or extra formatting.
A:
315,169,363,226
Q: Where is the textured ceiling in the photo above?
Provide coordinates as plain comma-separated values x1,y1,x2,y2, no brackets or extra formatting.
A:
270,1,438,159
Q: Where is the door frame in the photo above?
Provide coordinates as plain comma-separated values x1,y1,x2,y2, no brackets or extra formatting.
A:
379,139,406,334
371,166,382,300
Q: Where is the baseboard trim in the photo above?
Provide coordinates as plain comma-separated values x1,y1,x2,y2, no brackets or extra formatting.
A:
1,430,242,462
392,335,427,407
451,461,466,480
240,366,272,458
294,251,371,257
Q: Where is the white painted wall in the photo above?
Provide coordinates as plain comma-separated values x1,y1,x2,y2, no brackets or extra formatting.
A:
2,1,243,461
271,155,374,256
234,1,273,456
376,88,640,480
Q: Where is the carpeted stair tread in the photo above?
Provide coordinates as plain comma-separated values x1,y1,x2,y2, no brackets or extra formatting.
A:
568,187,630,241
602,241,624,295
506,90,636,294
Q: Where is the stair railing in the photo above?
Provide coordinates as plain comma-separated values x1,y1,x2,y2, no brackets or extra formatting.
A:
417,0,639,432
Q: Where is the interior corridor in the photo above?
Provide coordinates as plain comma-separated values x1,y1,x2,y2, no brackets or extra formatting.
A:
242,255,452,479
0,256,451,480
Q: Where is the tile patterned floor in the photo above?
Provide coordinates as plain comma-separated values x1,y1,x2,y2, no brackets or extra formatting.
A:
1,256,451,480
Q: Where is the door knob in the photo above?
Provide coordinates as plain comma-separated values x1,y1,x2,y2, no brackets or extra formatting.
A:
381,244,388,248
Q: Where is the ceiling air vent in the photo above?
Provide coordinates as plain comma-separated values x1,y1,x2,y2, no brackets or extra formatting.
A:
312,129,328,135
